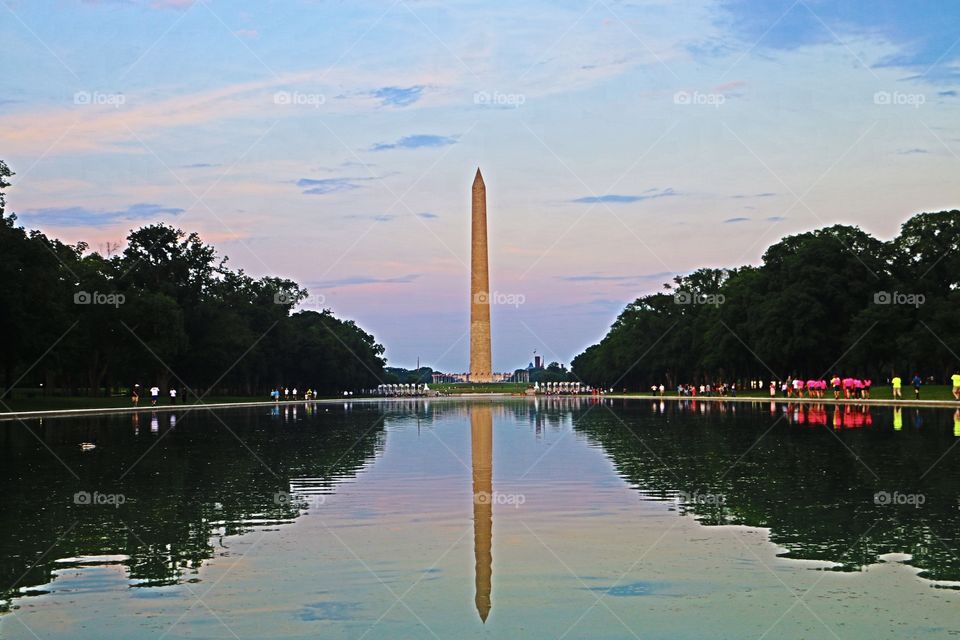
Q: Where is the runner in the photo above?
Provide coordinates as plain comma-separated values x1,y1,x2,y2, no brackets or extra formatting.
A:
149,385,160,406
131,384,140,407
952,370,960,400
911,373,922,400
892,375,902,399
169,387,177,404
831,375,841,400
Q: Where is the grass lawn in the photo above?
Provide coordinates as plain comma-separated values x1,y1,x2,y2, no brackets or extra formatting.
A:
431,382,531,394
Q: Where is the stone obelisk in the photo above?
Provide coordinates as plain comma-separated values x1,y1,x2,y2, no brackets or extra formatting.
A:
470,168,493,383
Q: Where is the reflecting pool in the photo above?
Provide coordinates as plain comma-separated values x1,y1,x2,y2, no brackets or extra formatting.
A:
2,398,959,638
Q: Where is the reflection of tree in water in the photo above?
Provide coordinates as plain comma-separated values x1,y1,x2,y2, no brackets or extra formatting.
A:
571,400,960,582
0,405,385,610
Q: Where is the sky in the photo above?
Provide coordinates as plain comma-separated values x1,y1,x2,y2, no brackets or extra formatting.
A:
2,0,959,372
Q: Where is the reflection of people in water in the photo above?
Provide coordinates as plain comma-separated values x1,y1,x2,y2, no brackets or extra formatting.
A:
893,407,903,431
954,409,959,437
913,410,923,430
471,405,493,623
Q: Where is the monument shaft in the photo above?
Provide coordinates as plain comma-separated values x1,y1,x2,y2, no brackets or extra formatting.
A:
470,169,493,383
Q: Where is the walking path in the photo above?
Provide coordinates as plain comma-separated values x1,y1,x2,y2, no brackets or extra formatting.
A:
1,393,957,421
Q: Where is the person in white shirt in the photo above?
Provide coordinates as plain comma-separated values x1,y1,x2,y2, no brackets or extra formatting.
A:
169,388,177,404
150,386,160,406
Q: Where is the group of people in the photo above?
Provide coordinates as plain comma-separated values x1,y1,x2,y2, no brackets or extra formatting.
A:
270,387,320,401
769,377,858,399
673,383,738,397
655,371,960,402
131,384,178,406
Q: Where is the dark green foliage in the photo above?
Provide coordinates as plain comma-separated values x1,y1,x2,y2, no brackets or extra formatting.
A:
0,161,385,397
573,214,960,388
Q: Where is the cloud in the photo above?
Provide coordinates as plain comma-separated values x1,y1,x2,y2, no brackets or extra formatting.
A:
343,211,438,223
150,0,195,8
181,162,221,168
310,274,421,288
897,148,928,155
766,215,786,222
723,216,750,223
296,177,364,195
20,202,184,228
343,213,396,222
939,90,958,97
371,86,425,107
571,188,677,204
370,134,458,151
730,192,776,198
720,1,960,83
558,271,674,283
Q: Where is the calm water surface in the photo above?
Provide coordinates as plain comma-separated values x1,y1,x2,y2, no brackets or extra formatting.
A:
2,398,960,638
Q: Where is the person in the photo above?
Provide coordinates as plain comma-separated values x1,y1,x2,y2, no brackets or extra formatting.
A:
131,384,140,407
169,387,177,404
271,388,279,402
863,378,871,399
658,383,665,397
912,373,922,400
892,375,902,399
292,387,298,400
150,385,160,406
831,375,841,400
952,370,960,401
284,387,290,400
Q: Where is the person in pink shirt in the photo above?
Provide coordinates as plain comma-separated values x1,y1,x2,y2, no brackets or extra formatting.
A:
863,378,872,399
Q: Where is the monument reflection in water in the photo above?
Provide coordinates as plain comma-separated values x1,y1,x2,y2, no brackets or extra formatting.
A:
470,404,493,622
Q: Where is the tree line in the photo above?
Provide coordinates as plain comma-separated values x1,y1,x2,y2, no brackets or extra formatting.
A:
0,160,386,399
571,211,960,390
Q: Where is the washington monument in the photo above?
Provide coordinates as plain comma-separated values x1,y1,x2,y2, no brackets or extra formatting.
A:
470,168,493,383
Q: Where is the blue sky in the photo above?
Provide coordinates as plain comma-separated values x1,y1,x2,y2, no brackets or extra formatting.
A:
2,0,958,372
